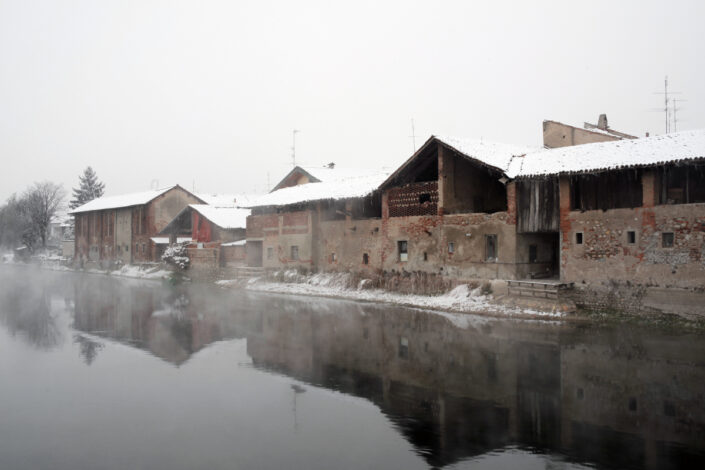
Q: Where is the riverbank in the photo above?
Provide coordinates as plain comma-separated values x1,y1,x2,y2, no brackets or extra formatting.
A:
215,270,573,321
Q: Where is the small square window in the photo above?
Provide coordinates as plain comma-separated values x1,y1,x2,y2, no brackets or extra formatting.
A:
290,245,299,260
419,193,431,204
576,232,583,245
398,240,408,262
627,231,636,244
448,242,455,254
662,232,674,248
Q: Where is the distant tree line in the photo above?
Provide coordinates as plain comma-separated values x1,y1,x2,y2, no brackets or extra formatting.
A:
0,182,66,251
0,167,105,252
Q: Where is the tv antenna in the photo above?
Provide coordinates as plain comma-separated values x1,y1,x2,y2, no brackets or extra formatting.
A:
291,129,300,167
672,98,687,133
653,76,682,133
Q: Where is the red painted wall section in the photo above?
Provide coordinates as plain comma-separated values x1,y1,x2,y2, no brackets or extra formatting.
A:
192,212,213,243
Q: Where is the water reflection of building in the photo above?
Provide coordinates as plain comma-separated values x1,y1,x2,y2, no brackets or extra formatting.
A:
67,276,705,469
71,276,260,365
246,301,705,469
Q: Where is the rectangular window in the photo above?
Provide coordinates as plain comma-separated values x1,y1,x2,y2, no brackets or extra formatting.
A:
362,253,369,265
662,232,674,248
142,243,146,254
448,242,455,254
627,231,636,244
330,253,336,263
290,245,299,260
267,247,273,259
576,232,583,245
398,240,408,262
485,234,498,261
529,244,538,263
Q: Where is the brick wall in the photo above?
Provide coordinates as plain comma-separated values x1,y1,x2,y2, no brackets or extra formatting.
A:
387,181,439,217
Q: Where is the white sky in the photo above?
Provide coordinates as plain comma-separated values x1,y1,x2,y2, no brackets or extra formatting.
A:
1,0,703,203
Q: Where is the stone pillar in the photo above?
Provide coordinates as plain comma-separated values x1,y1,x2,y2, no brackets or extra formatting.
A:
437,143,454,215
506,181,517,225
558,176,572,281
381,191,389,220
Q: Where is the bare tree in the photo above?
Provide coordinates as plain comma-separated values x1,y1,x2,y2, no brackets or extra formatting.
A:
21,182,66,249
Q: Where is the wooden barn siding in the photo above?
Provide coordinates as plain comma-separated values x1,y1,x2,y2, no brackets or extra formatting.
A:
517,179,559,233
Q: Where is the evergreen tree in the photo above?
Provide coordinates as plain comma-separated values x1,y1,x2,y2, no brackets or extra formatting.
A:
69,167,105,209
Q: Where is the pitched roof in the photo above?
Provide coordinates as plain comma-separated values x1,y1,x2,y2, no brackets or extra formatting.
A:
69,186,187,214
245,172,389,209
379,135,537,190
509,129,705,178
434,135,537,172
270,165,384,191
190,204,250,229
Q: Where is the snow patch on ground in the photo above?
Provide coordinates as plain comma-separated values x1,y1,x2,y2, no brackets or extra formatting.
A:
218,271,561,322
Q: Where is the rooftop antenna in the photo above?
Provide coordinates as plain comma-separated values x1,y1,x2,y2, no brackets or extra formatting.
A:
409,119,417,152
291,129,300,167
653,76,681,133
672,98,687,133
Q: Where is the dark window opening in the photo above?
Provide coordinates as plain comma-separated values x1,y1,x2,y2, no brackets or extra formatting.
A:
570,169,642,211
662,232,674,248
627,231,636,244
398,240,408,262
485,235,497,261
448,242,454,254
423,251,428,261
330,253,336,263
362,253,369,265
529,244,538,263
290,245,299,260
419,193,431,204
576,232,583,245
657,163,705,204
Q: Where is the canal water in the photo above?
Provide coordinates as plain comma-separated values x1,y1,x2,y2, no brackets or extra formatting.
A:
0,265,703,470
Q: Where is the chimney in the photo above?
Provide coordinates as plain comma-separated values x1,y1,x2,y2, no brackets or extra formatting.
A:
326,162,335,169
597,114,608,130
645,132,650,137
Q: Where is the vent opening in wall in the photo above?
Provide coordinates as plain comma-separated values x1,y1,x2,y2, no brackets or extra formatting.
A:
576,232,583,245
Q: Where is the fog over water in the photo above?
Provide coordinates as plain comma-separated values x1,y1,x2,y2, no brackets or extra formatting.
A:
1,265,704,469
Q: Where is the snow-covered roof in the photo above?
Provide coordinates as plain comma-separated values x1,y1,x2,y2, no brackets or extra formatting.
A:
190,204,250,229
69,186,180,214
509,129,705,178
434,135,538,172
246,172,389,208
151,237,192,245
221,239,247,247
196,193,258,207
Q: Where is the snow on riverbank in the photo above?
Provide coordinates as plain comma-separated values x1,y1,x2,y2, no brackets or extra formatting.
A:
217,271,562,321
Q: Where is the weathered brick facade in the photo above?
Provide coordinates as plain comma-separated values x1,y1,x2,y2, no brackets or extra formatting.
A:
73,186,203,267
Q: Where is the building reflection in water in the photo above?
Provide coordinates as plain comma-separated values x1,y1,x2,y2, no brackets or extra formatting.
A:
62,274,705,469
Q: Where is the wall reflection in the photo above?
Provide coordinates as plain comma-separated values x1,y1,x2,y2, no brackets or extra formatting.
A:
3,267,703,470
